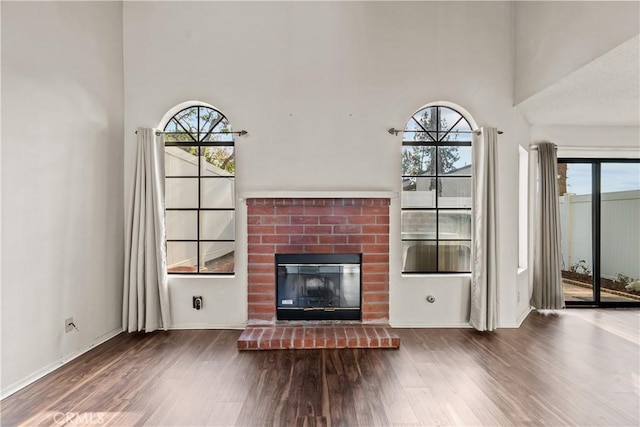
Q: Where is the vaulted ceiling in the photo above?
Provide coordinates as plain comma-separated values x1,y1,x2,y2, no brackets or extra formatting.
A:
517,35,640,127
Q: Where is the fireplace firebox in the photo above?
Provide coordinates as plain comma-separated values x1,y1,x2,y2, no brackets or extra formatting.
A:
276,253,361,321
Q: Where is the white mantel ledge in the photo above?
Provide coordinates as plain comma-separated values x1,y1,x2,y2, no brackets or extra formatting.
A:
239,191,398,201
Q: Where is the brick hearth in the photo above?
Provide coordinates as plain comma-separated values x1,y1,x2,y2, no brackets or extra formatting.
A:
237,323,400,350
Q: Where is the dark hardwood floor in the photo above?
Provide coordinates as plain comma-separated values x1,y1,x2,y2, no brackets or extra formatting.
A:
1,309,638,426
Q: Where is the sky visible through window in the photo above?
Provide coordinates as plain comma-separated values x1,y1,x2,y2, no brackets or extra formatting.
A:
453,148,472,170
565,163,640,195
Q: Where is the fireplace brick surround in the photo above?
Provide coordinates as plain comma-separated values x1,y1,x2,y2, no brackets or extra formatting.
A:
246,197,391,324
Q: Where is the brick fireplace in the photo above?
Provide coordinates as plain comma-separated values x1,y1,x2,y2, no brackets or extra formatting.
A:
246,197,390,324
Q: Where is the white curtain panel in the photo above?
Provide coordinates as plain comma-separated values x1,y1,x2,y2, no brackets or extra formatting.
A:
470,127,499,331
531,142,565,310
123,128,171,332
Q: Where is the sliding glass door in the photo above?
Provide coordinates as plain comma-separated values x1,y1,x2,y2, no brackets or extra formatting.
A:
559,159,640,307
600,162,640,304
559,162,594,303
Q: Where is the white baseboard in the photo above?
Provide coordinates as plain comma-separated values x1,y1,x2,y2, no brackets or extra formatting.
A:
0,327,123,400
389,322,473,328
169,323,246,330
516,306,534,327
499,306,534,328
391,310,534,330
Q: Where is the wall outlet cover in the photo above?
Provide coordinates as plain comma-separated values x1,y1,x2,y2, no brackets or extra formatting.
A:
65,317,74,333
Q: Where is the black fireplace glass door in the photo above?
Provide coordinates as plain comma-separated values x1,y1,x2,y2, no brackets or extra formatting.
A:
276,254,361,320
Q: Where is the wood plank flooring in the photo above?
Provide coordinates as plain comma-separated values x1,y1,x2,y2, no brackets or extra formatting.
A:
1,309,638,426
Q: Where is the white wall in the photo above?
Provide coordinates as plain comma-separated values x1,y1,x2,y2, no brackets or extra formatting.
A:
514,1,640,104
1,2,124,396
123,1,530,329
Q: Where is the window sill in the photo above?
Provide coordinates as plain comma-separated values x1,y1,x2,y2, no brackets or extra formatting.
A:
167,274,236,280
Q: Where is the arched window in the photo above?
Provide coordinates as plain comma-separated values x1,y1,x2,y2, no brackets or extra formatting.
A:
401,104,473,273
162,104,235,274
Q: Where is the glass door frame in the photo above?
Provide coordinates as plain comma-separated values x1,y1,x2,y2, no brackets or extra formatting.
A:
559,157,640,308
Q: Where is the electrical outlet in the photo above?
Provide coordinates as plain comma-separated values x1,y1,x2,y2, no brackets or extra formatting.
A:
65,317,75,333
193,296,203,310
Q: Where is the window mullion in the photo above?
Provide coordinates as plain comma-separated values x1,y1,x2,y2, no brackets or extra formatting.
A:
197,108,201,273
435,106,440,271
197,148,202,273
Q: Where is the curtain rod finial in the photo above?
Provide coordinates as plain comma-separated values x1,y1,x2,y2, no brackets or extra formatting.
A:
474,129,504,135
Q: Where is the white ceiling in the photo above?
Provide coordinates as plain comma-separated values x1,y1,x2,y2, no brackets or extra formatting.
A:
516,35,640,127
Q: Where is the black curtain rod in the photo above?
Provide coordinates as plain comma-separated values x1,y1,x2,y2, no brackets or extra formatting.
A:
387,128,503,136
135,130,248,136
